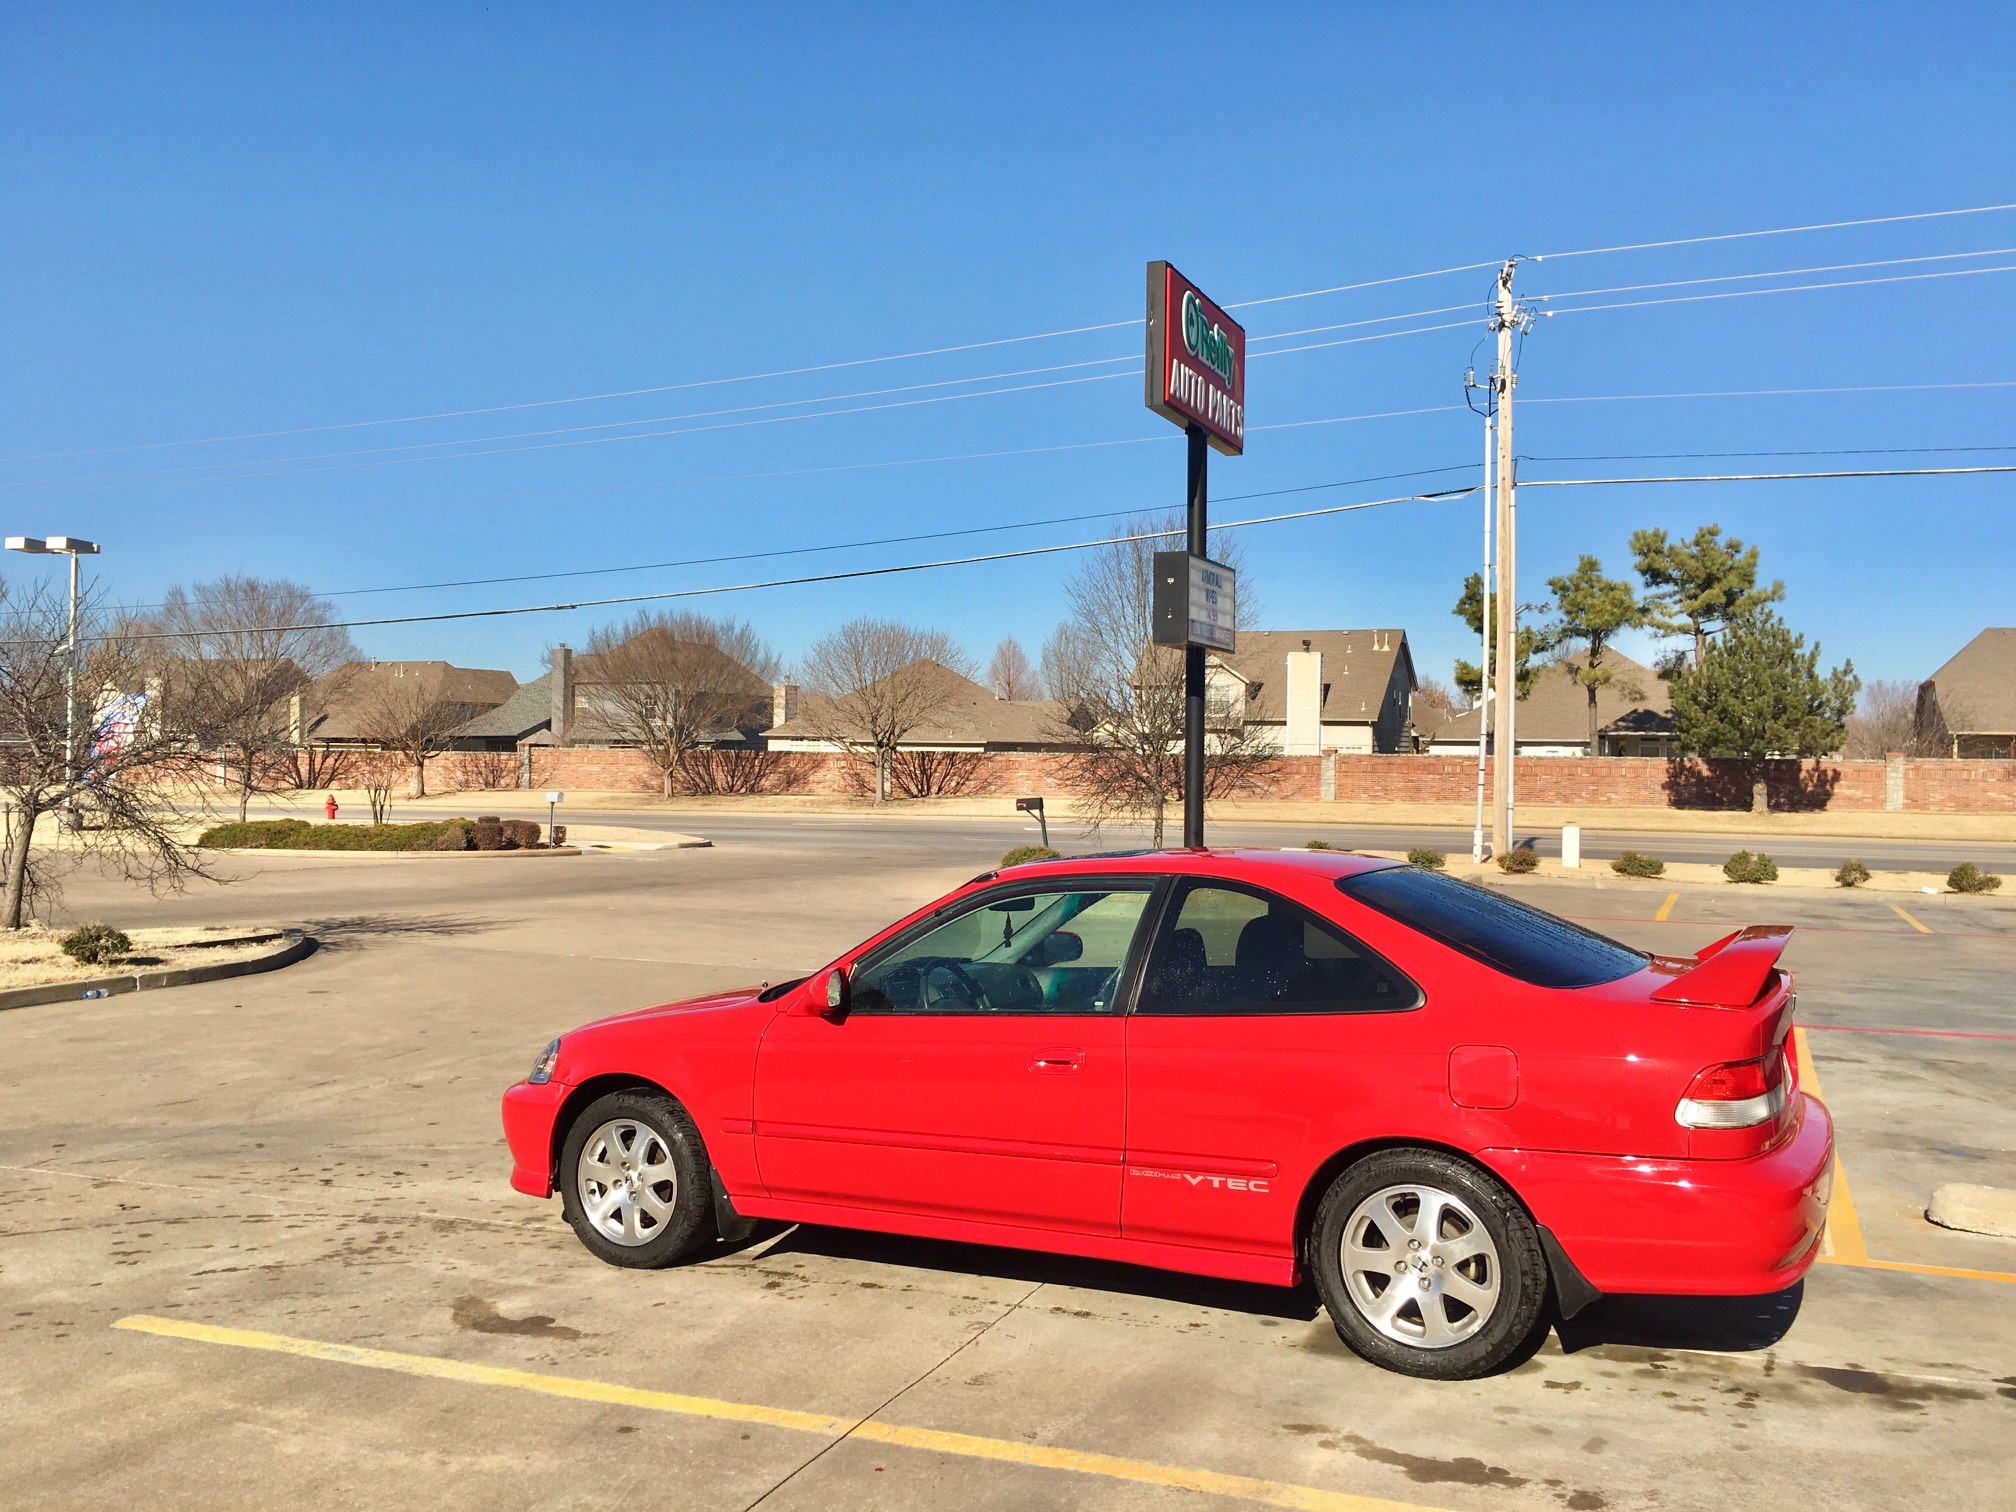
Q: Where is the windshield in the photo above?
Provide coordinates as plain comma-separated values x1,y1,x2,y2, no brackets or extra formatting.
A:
1337,868,1647,989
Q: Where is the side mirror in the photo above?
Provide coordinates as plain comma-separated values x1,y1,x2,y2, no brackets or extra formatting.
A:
800,966,849,1018
1044,930,1083,965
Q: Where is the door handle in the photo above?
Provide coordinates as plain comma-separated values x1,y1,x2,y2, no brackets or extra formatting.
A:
1029,1049,1085,1074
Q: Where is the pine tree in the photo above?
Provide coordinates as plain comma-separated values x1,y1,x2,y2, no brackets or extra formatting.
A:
1451,572,1553,703
1545,556,1646,756
1629,524,1783,667
1669,611,1860,813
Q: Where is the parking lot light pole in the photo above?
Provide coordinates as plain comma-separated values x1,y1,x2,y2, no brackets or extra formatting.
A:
5,535,100,826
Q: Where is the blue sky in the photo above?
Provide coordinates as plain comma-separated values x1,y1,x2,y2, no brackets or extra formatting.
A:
3,3,2011,690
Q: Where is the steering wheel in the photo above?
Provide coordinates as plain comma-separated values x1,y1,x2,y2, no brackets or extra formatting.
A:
920,958,990,1011
993,963,1046,1011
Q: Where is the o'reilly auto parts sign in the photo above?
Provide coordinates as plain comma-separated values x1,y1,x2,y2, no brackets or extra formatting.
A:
1144,261,1246,455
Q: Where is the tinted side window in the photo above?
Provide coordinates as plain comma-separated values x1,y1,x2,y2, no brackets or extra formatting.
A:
852,887,1152,1014
1337,867,1646,988
1135,882,1418,1016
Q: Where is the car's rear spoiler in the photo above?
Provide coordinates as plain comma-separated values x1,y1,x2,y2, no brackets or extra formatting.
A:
1651,925,1793,1007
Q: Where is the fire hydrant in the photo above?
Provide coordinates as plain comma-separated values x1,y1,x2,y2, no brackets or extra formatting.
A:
325,794,339,821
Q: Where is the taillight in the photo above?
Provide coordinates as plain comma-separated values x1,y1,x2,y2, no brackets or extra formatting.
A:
1676,1053,1787,1129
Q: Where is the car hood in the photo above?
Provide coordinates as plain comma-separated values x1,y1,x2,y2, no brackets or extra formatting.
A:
576,984,777,1032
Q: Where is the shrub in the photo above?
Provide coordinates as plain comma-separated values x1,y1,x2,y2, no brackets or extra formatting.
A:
473,816,505,851
431,822,474,851
1407,848,1447,870
1611,851,1665,879
1834,859,1871,888
504,819,543,849
196,819,476,852
61,923,132,967
1496,848,1539,874
1305,839,1340,851
1723,850,1779,884
1000,845,1060,868
1948,863,2004,895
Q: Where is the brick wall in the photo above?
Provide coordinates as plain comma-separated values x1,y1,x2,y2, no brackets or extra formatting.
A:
413,748,2016,813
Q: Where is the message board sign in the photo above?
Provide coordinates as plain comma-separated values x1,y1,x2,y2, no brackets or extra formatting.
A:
1144,261,1247,456
1151,551,1238,653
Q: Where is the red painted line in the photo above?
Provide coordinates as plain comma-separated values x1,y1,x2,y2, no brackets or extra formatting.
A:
1802,1023,2016,1042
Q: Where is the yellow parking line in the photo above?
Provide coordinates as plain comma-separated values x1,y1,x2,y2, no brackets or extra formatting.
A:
1654,892,1679,922
114,1315,1449,1512
1793,1029,2016,1285
1889,904,1933,934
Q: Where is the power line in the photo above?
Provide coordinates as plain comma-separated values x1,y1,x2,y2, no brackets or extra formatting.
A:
1524,379,2016,406
1523,443,2016,464
111,462,1484,609
89,486,1483,643
1531,246,2016,303
1532,201,2016,261
1536,263,2016,321
2,316,1484,497
1521,465,2016,487
5,302,1480,491
0,267,1502,465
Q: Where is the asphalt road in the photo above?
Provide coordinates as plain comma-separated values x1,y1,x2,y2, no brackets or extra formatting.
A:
3,843,2014,1510
570,807,2016,873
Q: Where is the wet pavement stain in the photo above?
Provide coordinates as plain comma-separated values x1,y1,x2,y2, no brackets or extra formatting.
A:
451,1296,581,1340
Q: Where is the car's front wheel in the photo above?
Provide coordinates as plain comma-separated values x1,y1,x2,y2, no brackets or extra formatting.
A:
1310,1148,1549,1379
559,1089,717,1268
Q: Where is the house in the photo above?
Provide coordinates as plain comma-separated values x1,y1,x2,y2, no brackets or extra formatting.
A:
1420,650,1676,757
301,660,517,748
452,643,774,751
1206,630,1417,754
764,662,1069,753
1919,628,2016,758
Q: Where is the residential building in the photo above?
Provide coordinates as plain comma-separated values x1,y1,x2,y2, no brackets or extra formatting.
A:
452,642,773,751
1206,630,1417,754
1919,628,2016,758
764,662,1068,752
302,660,517,748
1419,651,1676,757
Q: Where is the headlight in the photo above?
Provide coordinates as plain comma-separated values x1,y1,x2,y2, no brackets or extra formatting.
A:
527,1038,561,1085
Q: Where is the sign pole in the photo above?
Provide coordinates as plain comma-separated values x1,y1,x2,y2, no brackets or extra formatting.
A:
1183,424,1208,848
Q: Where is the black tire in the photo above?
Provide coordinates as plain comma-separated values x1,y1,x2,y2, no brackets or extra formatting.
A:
558,1089,717,1269
1309,1147,1549,1380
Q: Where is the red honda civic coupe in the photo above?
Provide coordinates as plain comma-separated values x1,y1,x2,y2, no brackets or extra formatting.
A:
501,848,1832,1379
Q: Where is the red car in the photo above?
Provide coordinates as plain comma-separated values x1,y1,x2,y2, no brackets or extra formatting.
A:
502,849,1832,1379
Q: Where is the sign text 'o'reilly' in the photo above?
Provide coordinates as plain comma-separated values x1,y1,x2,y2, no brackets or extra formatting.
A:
1145,261,1246,456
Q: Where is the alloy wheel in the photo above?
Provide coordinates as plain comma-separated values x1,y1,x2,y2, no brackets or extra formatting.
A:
1340,1182,1501,1348
575,1118,679,1247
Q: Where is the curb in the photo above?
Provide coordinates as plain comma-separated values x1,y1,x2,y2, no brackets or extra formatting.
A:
0,929,316,1013
199,847,582,859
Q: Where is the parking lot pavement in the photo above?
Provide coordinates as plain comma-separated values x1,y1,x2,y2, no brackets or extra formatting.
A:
4,843,2015,1510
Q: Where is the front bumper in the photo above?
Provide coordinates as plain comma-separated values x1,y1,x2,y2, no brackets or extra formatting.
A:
502,1079,571,1198
1491,1091,1834,1297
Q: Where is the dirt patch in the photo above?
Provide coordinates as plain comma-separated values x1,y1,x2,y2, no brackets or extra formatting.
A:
0,924,287,990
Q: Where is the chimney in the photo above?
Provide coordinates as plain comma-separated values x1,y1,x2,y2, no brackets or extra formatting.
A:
772,680,800,727
288,692,303,747
1285,647,1324,755
551,645,575,746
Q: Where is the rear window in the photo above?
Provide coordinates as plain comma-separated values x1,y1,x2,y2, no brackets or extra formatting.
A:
1336,868,1647,988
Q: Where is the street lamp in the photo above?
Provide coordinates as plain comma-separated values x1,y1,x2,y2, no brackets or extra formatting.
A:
6,535,101,826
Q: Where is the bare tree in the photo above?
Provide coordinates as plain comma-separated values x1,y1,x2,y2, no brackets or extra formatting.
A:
352,671,475,800
799,620,974,801
1041,513,1271,845
1846,679,1968,759
0,580,218,929
580,612,779,796
354,750,403,825
986,637,1036,700
149,577,358,822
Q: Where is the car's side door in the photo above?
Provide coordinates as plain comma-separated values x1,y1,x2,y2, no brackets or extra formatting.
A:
754,880,1157,1237
1122,879,1426,1260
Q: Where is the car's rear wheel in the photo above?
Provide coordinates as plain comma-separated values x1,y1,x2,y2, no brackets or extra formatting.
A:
1310,1148,1549,1379
559,1089,717,1268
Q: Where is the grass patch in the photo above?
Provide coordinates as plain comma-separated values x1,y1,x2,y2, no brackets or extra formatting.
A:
198,819,477,851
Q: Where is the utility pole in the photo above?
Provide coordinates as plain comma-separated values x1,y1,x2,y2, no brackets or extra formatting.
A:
1488,262,1529,858
1470,394,1494,863
1183,422,1208,849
